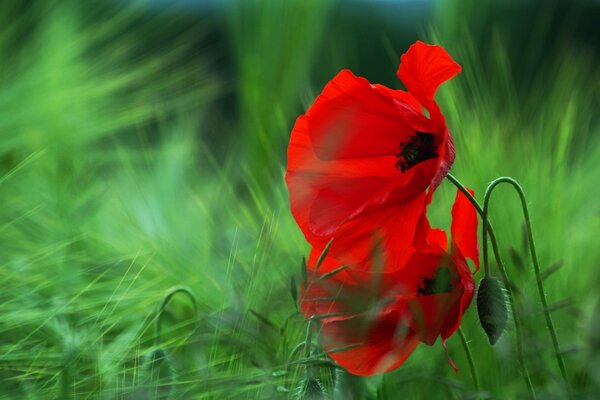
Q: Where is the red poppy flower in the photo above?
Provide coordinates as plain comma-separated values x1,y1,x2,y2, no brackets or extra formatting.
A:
300,189,478,376
286,41,461,255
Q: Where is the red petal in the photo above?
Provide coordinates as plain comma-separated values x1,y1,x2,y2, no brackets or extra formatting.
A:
450,188,480,270
301,260,421,376
321,309,419,376
308,70,431,160
307,193,429,273
413,190,447,253
439,257,475,339
431,130,455,190
396,41,461,122
373,83,423,117
286,113,436,240
397,41,461,189
394,251,461,344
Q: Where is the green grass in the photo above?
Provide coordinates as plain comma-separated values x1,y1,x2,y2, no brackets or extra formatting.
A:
0,1,599,398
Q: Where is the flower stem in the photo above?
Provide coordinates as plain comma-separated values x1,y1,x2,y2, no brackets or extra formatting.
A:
483,177,568,386
155,286,197,347
446,173,536,399
458,327,479,394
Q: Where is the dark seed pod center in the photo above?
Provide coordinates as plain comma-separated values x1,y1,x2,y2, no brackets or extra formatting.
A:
417,267,453,296
395,132,438,172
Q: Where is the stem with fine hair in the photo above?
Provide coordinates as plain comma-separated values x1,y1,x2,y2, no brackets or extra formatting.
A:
446,173,536,399
155,286,198,347
483,177,568,385
458,328,479,394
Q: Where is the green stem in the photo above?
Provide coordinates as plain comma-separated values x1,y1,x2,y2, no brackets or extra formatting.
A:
458,328,479,394
446,173,536,399
483,177,568,385
155,286,197,347
304,318,314,358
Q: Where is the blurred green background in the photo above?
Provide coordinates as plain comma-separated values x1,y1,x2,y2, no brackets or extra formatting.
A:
0,0,598,398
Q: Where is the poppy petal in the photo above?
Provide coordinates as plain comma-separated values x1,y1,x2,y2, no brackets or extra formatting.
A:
397,41,461,189
394,251,461,344
439,257,475,339
432,132,455,190
321,309,419,376
307,193,428,273
396,41,461,121
286,114,436,240
308,69,432,160
373,83,423,116
301,262,420,376
450,188,480,270
412,190,447,253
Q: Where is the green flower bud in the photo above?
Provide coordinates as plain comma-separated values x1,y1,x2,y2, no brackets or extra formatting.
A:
477,276,508,345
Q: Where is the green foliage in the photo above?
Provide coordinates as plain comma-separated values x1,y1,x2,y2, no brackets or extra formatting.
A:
0,0,598,399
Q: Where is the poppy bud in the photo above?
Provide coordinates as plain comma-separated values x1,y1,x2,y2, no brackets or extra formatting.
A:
476,276,508,345
137,348,174,397
143,348,173,380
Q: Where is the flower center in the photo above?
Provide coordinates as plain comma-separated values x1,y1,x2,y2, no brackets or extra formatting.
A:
416,267,452,296
394,132,438,172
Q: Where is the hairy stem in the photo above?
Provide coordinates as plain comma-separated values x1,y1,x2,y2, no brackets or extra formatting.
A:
483,177,568,385
458,328,479,394
155,286,197,347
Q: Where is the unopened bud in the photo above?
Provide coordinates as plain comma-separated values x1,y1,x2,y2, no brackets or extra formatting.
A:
477,276,508,345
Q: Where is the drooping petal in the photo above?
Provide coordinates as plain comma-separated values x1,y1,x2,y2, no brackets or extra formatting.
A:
301,265,420,376
396,41,462,123
450,188,480,270
412,190,447,253
320,308,419,376
373,83,423,117
439,257,475,340
302,192,429,274
397,41,461,189
391,251,460,345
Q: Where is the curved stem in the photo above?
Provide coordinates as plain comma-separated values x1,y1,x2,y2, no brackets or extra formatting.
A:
155,286,198,347
446,173,536,399
483,177,568,385
458,328,479,394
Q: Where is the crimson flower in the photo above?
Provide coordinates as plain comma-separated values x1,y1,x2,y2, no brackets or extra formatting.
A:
300,189,479,376
286,41,462,263
285,41,476,376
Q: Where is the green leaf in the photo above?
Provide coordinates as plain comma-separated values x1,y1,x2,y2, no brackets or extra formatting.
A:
291,276,298,305
315,238,334,272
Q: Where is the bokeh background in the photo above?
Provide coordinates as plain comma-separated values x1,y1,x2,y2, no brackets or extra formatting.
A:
0,0,599,398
